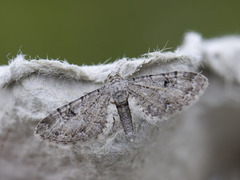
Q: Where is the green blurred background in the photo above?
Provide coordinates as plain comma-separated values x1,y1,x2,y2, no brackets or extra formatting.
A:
0,0,239,65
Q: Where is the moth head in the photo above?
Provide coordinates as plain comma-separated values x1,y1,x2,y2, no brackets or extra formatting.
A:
107,72,123,83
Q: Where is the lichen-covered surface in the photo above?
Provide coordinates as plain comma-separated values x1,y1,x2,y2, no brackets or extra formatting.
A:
1,33,240,180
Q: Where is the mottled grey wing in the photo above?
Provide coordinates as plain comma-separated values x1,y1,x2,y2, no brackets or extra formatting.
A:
35,86,111,144
128,71,208,120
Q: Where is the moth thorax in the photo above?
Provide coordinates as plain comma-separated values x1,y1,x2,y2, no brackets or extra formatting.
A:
112,90,129,104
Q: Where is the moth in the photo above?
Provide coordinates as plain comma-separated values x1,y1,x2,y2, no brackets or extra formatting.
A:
35,71,208,144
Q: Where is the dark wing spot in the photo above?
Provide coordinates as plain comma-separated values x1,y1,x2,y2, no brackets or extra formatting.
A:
174,71,178,78
54,131,59,136
57,108,62,115
69,109,76,116
164,78,170,87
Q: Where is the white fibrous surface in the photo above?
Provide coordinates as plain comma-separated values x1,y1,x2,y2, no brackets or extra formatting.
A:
1,33,240,180
180,32,240,83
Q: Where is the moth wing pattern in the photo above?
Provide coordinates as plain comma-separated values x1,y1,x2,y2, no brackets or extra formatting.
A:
128,71,208,121
35,86,112,144
35,71,208,144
